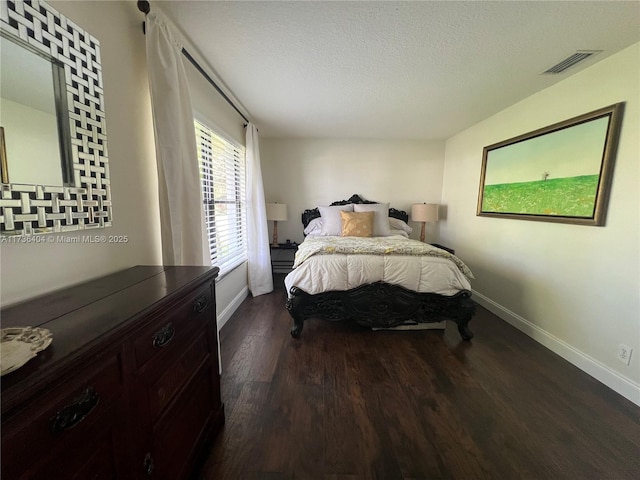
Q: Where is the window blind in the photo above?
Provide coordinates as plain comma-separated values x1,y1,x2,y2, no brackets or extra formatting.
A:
194,120,247,276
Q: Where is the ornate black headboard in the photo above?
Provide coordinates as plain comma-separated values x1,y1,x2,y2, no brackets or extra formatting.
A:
301,194,409,229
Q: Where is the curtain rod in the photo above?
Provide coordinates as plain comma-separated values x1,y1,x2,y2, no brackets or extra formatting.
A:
137,0,250,125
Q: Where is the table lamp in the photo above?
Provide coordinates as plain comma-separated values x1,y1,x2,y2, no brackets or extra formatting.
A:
411,203,439,242
266,202,288,246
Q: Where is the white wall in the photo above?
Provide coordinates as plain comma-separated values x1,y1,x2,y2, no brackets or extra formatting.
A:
261,138,445,243
441,43,640,404
1,1,161,305
1,98,63,186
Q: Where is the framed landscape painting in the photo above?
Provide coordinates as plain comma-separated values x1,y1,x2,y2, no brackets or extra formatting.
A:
477,103,624,226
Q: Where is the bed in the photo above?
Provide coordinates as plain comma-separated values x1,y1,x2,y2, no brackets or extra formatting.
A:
284,194,476,340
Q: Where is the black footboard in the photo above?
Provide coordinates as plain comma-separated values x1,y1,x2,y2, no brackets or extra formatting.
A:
286,282,475,341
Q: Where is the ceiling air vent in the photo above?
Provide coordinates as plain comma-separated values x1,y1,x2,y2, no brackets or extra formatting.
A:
541,50,602,74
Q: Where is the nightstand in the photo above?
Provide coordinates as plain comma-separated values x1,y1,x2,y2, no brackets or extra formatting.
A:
430,243,455,255
270,243,298,274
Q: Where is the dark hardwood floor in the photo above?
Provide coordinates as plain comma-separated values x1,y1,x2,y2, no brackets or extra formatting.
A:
197,275,640,479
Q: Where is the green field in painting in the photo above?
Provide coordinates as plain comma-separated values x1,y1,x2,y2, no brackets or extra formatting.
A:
482,175,599,217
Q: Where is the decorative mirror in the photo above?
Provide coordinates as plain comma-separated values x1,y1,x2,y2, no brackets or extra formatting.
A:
0,0,111,235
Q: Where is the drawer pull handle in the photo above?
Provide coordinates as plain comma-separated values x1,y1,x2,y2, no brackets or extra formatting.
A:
193,295,209,314
50,386,100,434
152,323,175,348
143,453,155,476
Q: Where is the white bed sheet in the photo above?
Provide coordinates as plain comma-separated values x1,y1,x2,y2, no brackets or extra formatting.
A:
284,249,472,297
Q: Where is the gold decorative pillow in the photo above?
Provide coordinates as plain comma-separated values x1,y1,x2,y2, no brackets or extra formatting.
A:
340,211,374,237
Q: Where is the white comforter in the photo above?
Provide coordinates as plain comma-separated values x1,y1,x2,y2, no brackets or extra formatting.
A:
284,235,473,297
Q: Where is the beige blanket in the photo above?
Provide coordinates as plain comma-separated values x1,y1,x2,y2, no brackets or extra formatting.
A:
294,236,474,280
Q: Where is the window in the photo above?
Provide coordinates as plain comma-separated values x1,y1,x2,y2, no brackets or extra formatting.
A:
194,119,247,275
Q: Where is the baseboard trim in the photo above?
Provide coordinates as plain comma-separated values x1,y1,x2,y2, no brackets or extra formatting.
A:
472,290,640,407
217,286,249,331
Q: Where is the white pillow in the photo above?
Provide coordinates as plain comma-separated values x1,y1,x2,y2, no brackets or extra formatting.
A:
389,229,409,238
353,203,391,236
307,218,408,237
319,204,354,235
304,217,323,235
389,217,413,234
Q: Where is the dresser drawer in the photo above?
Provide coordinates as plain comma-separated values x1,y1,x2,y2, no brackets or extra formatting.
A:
146,330,210,422
2,353,124,479
147,366,215,480
11,413,123,480
133,283,213,369
67,431,120,480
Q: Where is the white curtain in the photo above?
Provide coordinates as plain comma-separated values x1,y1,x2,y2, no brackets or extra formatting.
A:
145,12,208,266
246,124,273,296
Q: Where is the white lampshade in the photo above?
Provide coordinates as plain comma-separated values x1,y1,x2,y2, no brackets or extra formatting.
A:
266,202,288,221
411,203,439,222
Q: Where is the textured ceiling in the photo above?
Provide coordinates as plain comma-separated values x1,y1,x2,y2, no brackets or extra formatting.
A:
158,1,640,140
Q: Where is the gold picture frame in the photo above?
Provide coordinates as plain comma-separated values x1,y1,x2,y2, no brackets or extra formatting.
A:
477,103,624,226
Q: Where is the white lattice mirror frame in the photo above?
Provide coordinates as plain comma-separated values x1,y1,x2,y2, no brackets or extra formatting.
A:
0,0,111,235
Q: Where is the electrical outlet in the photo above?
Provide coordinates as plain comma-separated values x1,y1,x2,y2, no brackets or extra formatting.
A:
617,344,633,366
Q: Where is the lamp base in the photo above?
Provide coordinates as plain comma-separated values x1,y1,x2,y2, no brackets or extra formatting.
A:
272,221,279,246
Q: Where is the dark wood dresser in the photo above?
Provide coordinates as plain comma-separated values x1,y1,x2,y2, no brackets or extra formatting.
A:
1,265,224,479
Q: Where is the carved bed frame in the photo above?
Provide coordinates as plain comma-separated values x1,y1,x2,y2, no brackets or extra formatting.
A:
285,194,475,341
